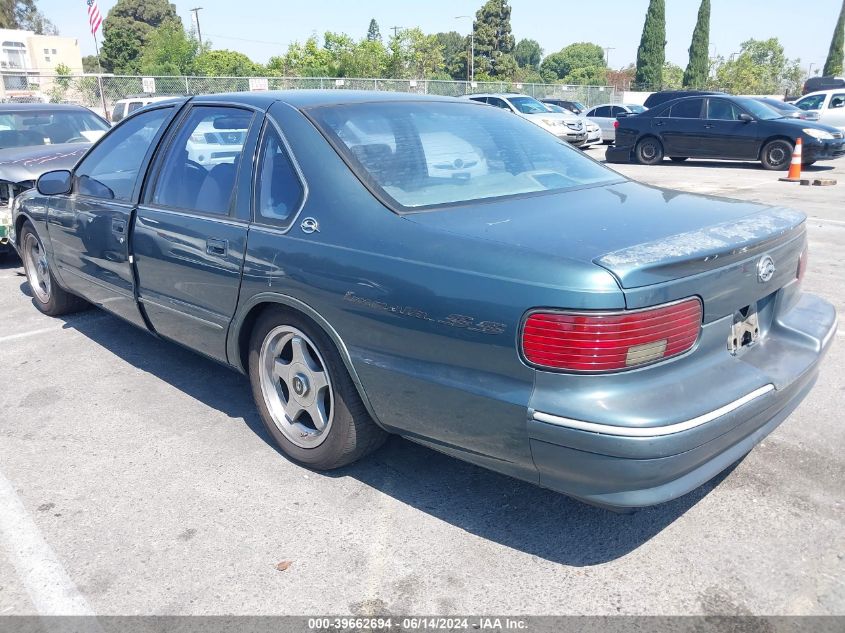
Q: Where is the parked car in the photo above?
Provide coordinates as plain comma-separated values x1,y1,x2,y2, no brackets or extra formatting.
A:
755,97,819,121
463,93,588,147
540,98,586,114
11,91,836,510
110,96,179,123
607,94,845,169
793,90,845,131
0,103,108,257
802,76,845,95
583,103,647,142
642,90,725,109
544,103,602,147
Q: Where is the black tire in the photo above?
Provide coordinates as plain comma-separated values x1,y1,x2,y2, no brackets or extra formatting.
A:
19,222,87,316
248,307,387,469
669,156,688,162
635,137,664,165
760,139,794,171
802,160,816,167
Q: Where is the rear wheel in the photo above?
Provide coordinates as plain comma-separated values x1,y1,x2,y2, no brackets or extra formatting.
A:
802,160,816,167
760,139,794,170
248,308,387,469
635,137,664,165
20,222,87,316
669,156,688,162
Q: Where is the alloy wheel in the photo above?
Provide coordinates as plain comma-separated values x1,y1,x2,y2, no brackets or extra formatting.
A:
23,232,51,303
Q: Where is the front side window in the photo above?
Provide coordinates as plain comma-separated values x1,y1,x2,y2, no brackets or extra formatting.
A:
75,106,172,201
592,106,612,117
796,94,825,111
831,94,845,109
668,99,704,119
707,99,742,121
309,101,620,210
254,125,304,226
152,106,253,215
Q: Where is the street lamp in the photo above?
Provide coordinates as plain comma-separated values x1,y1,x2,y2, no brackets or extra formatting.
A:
455,15,474,82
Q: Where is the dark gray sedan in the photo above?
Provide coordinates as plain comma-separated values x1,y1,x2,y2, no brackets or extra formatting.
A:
10,91,836,510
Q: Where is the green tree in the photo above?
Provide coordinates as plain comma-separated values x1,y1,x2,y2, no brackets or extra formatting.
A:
514,38,542,69
0,0,57,33
274,36,334,77
823,0,845,76
435,31,468,79
100,0,181,74
683,0,710,88
47,62,72,103
194,49,259,76
82,55,101,73
366,18,381,42
473,0,515,77
540,42,606,84
663,62,684,89
715,38,802,94
140,21,199,75
635,0,666,90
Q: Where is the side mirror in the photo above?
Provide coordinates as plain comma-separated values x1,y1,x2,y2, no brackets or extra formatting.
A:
36,170,73,196
738,113,754,123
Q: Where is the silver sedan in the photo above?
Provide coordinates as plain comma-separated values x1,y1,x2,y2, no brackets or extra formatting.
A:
583,103,647,143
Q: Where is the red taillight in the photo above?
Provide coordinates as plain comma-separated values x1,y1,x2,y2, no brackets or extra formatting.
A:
796,246,808,282
613,120,619,129
521,298,702,372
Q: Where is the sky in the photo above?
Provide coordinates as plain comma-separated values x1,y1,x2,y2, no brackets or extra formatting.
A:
38,0,844,74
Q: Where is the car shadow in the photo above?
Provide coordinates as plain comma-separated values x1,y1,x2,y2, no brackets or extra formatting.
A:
655,160,836,172
0,253,22,270
36,294,728,567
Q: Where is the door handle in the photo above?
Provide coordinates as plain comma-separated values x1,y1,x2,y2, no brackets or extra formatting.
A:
206,238,228,257
655,121,666,127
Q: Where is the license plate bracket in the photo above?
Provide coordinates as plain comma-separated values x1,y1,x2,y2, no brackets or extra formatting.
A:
728,306,760,355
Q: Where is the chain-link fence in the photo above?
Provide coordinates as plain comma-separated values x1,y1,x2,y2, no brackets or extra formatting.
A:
1,73,618,118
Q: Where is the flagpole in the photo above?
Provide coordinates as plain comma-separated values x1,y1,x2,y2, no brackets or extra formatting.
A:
92,31,109,120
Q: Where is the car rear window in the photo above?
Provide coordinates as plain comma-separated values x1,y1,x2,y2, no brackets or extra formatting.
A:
307,101,619,210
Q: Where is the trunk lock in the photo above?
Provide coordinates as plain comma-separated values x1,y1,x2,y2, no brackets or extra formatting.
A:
728,306,760,355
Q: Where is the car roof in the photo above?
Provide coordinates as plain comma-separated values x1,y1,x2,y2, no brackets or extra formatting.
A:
0,102,93,112
462,92,527,99
800,89,845,97
187,89,466,110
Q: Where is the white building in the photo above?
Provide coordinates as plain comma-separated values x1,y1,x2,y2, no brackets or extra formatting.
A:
0,28,83,101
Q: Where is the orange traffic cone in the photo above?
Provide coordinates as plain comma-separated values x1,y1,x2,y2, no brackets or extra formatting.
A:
779,138,803,182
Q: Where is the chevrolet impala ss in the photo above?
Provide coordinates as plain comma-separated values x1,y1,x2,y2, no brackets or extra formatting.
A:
10,91,837,510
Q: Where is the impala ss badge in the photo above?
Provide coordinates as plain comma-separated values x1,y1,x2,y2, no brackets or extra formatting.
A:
300,217,320,234
757,255,776,283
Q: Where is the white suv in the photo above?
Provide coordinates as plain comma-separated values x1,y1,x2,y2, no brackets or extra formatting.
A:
463,93,588,146
110,96,178,123
794,90,845,131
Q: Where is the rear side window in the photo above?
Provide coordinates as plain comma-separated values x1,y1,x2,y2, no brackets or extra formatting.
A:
75,106,172,201
254,124,304,227
308,101,618,210
831,94,845,109
152,106,253,215
668,99,704,119
592,106,612,117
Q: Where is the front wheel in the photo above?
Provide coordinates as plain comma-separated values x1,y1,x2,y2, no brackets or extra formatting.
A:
20,222,87,316
760,139,794,170
248,308,387,469
635,137,664,165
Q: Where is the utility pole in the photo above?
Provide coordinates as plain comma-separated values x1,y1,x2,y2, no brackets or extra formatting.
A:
603,47,615,67
391,26,404,38
455,16,474,83
190,7,204,48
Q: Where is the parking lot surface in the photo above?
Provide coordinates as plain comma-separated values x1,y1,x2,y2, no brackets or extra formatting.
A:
1,156,843,616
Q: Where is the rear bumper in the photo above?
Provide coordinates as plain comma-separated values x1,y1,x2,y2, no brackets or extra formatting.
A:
605,144,633,163
528,292,836,509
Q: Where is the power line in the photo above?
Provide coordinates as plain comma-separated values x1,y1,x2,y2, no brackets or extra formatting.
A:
204,33,288,47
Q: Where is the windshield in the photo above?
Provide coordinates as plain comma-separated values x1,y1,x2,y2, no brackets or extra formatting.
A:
508,96,550,115
309,101,620,210
762,99,799,113
733,98,783,120
0,109,109,148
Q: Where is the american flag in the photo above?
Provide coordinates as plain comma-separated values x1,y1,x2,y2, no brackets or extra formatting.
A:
86,0,103,36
